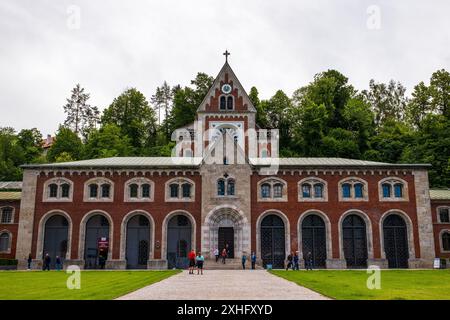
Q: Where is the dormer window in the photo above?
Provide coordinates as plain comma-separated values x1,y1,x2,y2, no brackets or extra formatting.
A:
378,178,408,201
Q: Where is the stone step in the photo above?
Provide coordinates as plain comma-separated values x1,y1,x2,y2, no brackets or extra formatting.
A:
202,259,264,270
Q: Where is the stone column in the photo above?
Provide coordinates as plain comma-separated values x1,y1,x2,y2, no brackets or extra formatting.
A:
412,170,435,268
15,170,38,269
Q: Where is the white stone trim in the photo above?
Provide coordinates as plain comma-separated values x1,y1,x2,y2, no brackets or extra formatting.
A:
257,177,288,202
36,210,73,260
42,177,73,202
164,177,195,202
255,209,291,262
123,177,154,202
83,177,114,202
0,206,15,224
78,210,114,260
297,209,333,260
0,229,12,254
439,229,450,253
379,209,415,259
436,206,450,224
378,177,409,202
161,210,197,261
338,177,369,202
338,209,374,260
119,210,155,260
297,177,328,202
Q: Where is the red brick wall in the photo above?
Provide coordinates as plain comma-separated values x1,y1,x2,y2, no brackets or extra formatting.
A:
31,171,202,260
250,172,420,260
204,73,248,112
0,200,20,260
431,200,450,258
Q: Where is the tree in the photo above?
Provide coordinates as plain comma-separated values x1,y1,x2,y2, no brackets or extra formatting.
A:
84,124,134,159
17,128,43,164
0,127,25,180
249,87,269,128
63,84,100,138
151,81,173,139
429,69,450,118
362,79,408,127
406,82,432,128
101,88,157,153
47,126,83,162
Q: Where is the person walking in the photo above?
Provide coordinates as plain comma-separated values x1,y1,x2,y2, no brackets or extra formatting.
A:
305,251,313,271
188,249,196,274
98,254,106,269
221,248,227,264
214,248,219,263
43,253,51,271
241,253,247,270
293,252,299,270
55,256,62,271
286,252,293,271
251,252,256,270
196,252,205,275
27,253,32,270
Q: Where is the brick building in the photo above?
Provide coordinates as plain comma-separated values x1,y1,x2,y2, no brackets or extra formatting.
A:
2,60,450,269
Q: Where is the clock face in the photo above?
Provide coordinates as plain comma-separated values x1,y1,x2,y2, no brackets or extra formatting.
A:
221,84,232,94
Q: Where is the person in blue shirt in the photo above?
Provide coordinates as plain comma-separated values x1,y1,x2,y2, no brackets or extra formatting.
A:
195,252,205,275
293,252,299,270
241,253,247,269
251,252,257,270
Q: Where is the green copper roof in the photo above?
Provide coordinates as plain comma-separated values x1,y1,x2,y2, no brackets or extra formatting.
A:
430,189,450,201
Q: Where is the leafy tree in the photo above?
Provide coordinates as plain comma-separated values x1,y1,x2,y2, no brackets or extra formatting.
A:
151,81,173,139
101,88,157,153
406,82,432,128
84,124,134,159
17,128,43,164
0,127,24,180
47,126,83,162
362,79,408,127
429,69,450,118
63,84,100,138
249,86,268,128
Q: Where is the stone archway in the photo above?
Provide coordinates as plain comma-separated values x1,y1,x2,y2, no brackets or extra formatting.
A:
202,206,250,259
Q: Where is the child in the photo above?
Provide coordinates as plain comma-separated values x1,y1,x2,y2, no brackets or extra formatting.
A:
196,252,205,275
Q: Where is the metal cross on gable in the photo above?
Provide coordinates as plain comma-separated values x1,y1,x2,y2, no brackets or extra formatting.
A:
223,50,230,62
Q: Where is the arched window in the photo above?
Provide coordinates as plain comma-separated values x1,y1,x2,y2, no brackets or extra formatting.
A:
354,183,364,198
170,184,179,198
61,183,70,198
0,233,10,252
217,179,225,196
220,96,226,110
314,183,323,198
438,207,450,223
442,232,450,251
302,184,311,198
129,184,139,198
382,183,391,198
84,178,114,202
142,184,151,198
227,96,233,110
261,183,271,198
182,183,192,198
342,184,351,198
394,183,403,198
273,183,283,198
1,207,13,224
101,184,111,198
89,184,98,198
379,178,408,201
227,179,235,196
339,178,368,201
49,184,58,198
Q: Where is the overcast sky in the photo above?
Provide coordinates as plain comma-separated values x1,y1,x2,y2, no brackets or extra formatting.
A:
0,0,449,136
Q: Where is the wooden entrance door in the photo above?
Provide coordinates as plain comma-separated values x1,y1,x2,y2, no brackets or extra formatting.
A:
218,227,234,258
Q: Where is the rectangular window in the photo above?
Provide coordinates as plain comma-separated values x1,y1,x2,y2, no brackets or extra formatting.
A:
342,184,351,198
142,184,150,198
439,208,450,223
1,208,13,223
61,184,70,198
182,184,191,198
49,184,58,198
261,184,271,198
314,184,323,198
382,184,391,198
354,184,363,198
394,184,403,198
273,184,283,198
302,184,311,198
101,184,110,198
170,184,179,198
89,184,98,198
0,234,9,252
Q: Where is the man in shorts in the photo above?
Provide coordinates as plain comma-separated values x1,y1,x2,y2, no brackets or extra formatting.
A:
188,249,196,274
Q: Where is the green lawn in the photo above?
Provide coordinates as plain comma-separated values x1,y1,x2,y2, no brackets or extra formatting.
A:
0,270,180,300
271,270,450,300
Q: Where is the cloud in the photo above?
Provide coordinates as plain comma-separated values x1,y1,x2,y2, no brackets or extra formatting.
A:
0,0,449,135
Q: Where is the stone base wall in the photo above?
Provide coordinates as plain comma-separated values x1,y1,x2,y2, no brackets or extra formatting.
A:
408,258,434,268
326,259,346,269
367,258,389,268
106,259,126,269
148,259,168,270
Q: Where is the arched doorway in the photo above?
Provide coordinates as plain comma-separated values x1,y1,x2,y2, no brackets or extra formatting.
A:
167,215,191,269
342,214,368,268
84,215,110,269
126,215,150,269
383,214,409,268
301,215,326,268
261,215,285,269
43,215,69,268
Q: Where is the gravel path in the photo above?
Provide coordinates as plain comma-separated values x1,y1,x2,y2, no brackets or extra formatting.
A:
117,270,329,300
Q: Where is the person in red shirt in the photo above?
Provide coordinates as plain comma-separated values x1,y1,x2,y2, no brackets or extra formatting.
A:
188,249,196,274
